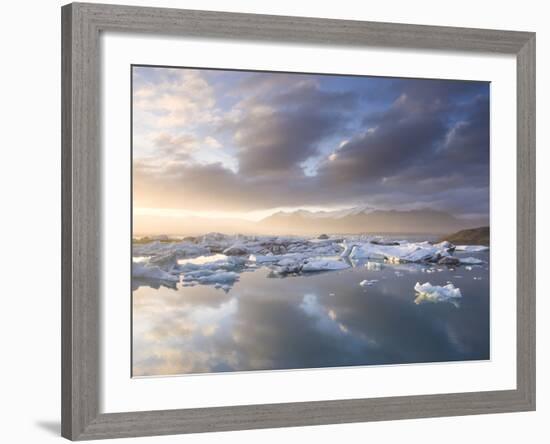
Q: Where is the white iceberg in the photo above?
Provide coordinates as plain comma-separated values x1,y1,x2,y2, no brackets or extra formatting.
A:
359,279,378,287
345,241,452,264
365,261,383,271
302,259,350,272
248,253,279,263
414,281,462,306
132,262,179,282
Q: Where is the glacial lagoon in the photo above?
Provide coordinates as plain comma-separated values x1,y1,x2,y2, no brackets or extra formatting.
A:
132,234,490,376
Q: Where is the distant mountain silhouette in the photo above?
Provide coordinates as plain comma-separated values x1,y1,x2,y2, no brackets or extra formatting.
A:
133,206,488,236
258,207,487,235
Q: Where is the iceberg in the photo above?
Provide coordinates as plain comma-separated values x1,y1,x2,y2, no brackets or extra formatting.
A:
344,241,453,264
302,259,350,272
359,279,378,287
195,271,240,284
248,254,279,263
223,244,249,256
365,261,383,271
132,262,179,282
414,282,462,307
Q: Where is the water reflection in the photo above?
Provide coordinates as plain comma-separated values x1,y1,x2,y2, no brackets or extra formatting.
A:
132,252,490,376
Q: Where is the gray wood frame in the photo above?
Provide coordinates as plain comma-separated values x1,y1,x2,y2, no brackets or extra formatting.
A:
61,2,536,440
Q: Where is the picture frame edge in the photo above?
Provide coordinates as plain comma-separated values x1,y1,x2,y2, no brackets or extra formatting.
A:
61,2,536,440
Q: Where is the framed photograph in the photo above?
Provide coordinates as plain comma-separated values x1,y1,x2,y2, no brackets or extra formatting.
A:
61,2,535,440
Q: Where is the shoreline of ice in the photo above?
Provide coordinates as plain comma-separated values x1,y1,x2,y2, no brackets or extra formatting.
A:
132,232,488,290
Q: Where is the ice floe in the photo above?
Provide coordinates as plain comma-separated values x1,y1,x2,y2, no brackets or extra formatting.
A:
455,245,489,252
458,256,485,265
414,282,462,307
302,259,350,272
132,232,487,290
133,262,179,282
359,279,378,287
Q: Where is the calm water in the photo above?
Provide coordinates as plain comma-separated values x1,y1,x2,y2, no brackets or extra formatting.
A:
132,250,490,376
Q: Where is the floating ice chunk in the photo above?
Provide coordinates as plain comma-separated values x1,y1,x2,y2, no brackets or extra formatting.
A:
349,242,443,263
195,271,239,284
178,262,202,272
359,279,378,287
455,245,489,252
182,269,216,281
223,244,249,256
132,262,179,282
248,254,278,263
339,241,359,258
438,256,460,265
302,259,350,272
365,261,383,271
414,282,462,306
459,256,485,265
277,258,300,266
271,257,303,275
465,266,473,271
434,240,455,251
147,251,179,268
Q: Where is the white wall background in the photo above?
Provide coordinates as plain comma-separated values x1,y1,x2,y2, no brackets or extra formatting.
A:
0,0,546,443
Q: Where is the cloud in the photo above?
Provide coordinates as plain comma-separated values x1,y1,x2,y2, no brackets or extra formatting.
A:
133,67,218,132
132,67,490,217
219,76,358,175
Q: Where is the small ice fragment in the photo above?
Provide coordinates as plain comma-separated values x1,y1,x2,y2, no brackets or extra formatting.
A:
359,279,378,287
455,245,489,252
365,261,383,271
414,281,462,306
459,256,484,265
465,266,473,271
248,254,279,263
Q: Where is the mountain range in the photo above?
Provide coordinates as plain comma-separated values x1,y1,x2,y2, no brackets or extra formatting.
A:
258,207,486,235
134,205,488,236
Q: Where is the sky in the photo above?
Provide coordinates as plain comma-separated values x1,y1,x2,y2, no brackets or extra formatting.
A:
132,66,490,221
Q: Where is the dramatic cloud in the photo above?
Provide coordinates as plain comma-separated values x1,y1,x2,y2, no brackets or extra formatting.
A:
132,66,490,218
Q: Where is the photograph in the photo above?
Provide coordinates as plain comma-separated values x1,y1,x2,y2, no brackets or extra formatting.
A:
131,65,491,377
